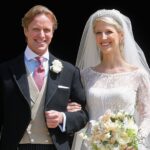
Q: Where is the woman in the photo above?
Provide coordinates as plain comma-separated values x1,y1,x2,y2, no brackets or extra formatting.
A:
68,9,150,150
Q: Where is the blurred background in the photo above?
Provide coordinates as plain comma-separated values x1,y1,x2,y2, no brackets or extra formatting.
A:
1,0,149,66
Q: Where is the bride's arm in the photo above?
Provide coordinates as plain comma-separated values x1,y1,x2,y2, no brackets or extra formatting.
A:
67,100,82,112
136,70,150,146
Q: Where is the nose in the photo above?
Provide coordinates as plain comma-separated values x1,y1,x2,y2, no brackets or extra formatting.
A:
101,32,107,39
39,30,45,38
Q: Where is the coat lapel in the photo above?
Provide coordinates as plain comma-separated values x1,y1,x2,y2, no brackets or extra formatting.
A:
45,54,61,106
9,54,31,106
9,53,61,107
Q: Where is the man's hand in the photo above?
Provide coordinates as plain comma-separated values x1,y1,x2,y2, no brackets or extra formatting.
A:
45,110,63,128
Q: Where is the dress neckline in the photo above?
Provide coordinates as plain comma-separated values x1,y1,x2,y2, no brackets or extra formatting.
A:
89,67,140,76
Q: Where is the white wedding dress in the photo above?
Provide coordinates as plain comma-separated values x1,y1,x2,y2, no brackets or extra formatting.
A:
71,67,150,150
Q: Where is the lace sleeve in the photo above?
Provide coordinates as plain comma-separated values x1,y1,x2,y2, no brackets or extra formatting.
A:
136,70,150,145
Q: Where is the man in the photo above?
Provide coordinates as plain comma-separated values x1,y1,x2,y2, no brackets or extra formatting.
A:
0,5,88,150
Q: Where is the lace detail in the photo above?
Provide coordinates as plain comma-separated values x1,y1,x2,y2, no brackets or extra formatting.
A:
80,67,150,149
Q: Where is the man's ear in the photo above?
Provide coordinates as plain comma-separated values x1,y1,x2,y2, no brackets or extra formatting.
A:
24,28,28,37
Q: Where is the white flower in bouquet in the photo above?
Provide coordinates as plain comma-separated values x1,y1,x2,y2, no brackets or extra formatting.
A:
83,110,138,150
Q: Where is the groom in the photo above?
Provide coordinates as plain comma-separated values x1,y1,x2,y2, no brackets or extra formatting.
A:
0,5,88,150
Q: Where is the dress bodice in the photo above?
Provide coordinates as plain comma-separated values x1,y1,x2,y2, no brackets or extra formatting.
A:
82,68,140,120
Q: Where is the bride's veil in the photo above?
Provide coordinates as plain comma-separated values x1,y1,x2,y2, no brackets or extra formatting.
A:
75,9,150,74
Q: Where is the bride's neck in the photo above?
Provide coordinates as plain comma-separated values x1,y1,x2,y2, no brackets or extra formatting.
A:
94,56,134,73
100,57,126,69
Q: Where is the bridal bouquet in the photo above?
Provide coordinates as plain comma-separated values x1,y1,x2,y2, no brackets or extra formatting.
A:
81,110,138,150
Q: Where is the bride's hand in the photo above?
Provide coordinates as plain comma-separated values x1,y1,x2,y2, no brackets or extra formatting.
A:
125,146,135,150
67,100,81,112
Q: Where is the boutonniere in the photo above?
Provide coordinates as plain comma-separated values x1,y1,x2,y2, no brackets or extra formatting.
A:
50,59,63,74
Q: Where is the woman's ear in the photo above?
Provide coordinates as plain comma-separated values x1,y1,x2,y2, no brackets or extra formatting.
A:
119,32,124,43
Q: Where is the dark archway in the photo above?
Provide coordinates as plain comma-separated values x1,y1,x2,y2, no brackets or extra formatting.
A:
1,1,149,66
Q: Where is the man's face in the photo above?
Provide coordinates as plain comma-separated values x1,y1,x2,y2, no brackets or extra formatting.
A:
24,14,54,55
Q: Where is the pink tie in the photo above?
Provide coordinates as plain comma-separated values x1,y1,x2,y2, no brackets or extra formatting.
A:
33,57,45,91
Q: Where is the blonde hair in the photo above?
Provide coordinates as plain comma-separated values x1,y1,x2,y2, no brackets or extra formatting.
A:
22,5,58,32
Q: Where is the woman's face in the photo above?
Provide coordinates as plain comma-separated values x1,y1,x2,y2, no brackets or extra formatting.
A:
94,21,123,55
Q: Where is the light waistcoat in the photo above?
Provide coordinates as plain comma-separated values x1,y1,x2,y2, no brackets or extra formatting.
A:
20,69,52,144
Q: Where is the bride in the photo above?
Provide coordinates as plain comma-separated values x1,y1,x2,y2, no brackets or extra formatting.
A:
68,9,150,150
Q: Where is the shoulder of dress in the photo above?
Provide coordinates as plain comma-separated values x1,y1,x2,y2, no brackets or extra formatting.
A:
135,68,150,83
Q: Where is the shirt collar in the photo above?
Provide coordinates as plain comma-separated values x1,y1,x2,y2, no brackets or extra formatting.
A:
24,46,49,61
